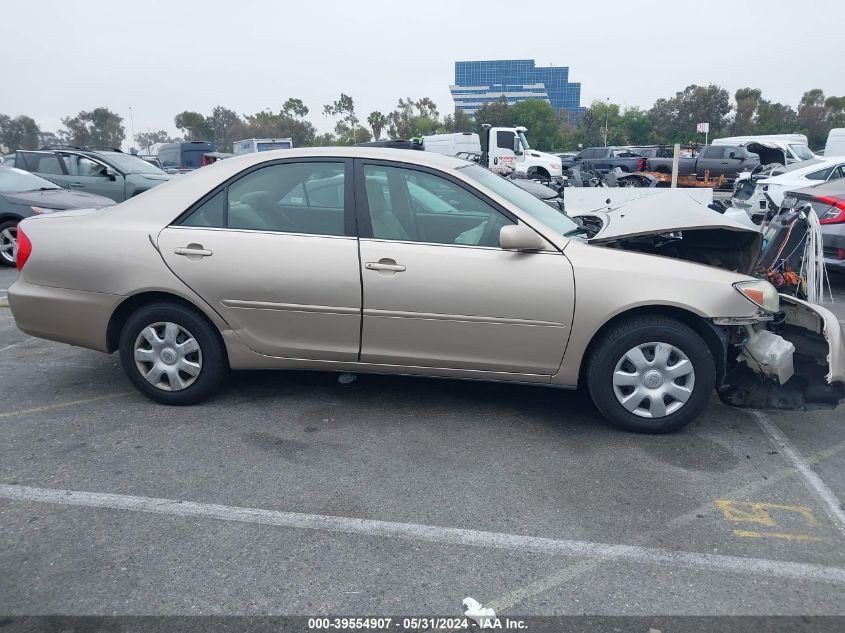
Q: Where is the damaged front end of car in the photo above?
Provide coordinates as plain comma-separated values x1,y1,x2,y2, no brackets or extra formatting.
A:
572,194,845,411
717,295,845,410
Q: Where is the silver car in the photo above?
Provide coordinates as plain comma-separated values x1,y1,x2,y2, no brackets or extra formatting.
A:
9,148,845,433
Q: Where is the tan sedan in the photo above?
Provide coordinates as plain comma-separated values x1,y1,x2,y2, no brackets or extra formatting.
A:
8,148,844,432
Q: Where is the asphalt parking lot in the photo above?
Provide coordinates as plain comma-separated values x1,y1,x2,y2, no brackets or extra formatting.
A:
1,265,845,620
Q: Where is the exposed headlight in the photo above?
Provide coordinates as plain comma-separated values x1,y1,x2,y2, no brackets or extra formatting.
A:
734,279,780,313
30,206,59,214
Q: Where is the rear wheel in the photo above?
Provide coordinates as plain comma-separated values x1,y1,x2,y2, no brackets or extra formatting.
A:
586,316,715,433
0,219,18,267
118,302,228,405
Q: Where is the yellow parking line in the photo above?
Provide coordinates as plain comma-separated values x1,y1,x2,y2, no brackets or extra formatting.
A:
0,392,133,419
733,529,825,542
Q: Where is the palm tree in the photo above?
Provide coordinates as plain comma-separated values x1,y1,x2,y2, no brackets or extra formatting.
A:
367,111,388,141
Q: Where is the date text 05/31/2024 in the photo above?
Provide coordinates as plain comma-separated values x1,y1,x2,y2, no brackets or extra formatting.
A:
307,617,528,630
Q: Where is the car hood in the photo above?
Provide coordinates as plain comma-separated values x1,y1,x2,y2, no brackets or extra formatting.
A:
0,188,114,209
572,193,763,274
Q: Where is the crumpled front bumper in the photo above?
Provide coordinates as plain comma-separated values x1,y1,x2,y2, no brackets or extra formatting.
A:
718,294,845,409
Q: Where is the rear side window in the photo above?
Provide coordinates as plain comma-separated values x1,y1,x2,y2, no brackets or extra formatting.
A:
178,162,346,236
702,146,725,159
181,190,226,227
806,167,834,181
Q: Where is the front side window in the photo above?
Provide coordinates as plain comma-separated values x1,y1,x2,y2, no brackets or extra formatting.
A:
362,165,513,247
496,131,515,151
703,146,725,159
179,161,346,236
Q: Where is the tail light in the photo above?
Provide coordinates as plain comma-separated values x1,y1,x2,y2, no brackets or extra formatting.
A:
17,225,32,270
815,195,845,225
637,158,646,172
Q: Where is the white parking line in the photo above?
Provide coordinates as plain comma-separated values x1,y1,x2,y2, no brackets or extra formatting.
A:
750,410,845,538
0,338,33,353
0,392,132,419
2,483,845,585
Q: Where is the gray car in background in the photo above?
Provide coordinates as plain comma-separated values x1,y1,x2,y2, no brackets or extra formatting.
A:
11,147,172,202
0,166,113,266
781,179,845,273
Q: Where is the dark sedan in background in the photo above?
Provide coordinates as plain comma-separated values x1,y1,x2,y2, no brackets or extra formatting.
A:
0,167,113,266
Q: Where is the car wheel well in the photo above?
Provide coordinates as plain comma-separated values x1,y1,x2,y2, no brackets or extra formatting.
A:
0,214,22,225
106,291,228,360
577,305,726,388
529,167,550,178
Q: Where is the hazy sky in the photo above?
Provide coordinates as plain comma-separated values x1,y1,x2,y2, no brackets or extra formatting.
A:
3,0,842,145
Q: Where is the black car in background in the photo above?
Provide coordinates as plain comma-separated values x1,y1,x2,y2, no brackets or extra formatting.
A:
0,167,113,266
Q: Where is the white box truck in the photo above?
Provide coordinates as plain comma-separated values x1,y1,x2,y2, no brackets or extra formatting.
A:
232,138,293,154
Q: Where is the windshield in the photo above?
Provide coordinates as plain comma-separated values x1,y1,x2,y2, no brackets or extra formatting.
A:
790,144,816,160
459,164,578,236
518,131,530,151
0,167,62,192
101,153,166,175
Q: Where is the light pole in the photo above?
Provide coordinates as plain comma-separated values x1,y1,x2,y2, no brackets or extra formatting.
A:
603,97,610,147
128,106,136,152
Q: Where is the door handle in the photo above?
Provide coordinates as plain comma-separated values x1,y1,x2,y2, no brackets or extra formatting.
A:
365,259,406,273
174,245,213,258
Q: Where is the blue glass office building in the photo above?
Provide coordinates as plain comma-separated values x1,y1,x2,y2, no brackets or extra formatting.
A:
450,59,583,117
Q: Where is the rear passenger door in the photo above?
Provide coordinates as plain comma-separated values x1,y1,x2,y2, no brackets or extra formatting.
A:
58,152,126,201
157,158,362,361
15,151,69,186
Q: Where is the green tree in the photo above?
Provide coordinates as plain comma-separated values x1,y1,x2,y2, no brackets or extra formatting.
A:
0,114,41,152
62,108,125,148
206,106,242,150
281,98,309,119
473,96,513,129
510,99,562,151
385,97,444,139
136,130,176,151
649,84,732,143
620,107,652,145
174,111,210,141
323,93,361,145
755,100,798,135
442,108,472,133
367,111,388,140
731,87,762,136
798,89,834,148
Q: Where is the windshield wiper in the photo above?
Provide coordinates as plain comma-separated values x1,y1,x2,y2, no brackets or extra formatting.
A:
22,187,61,192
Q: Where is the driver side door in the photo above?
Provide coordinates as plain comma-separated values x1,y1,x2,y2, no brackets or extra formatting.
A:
356,160,575,377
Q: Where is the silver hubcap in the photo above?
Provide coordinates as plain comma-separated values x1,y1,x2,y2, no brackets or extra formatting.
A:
133,322,202,391
0,227,16,263
612,342,695,419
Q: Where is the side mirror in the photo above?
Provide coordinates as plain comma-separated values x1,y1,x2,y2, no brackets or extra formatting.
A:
499,224,548,251
103,167,117,181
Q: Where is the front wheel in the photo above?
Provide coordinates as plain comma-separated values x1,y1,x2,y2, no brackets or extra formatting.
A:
118,302,228,405
0,219,18,267
585,316,715,433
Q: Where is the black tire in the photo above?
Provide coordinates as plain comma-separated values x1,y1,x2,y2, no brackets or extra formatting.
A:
585,316,715,433
0,219,19,267
118,302,228,405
